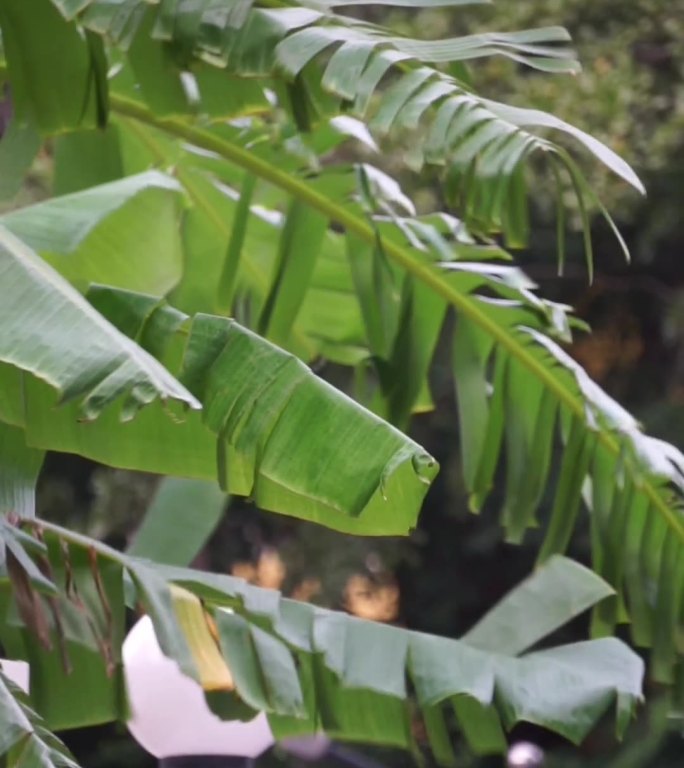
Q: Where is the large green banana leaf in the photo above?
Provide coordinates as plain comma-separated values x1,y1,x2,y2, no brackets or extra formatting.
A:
0,3,680,678
0,509,643,765
0,225,198,421
3,115,678,680
54,109,679,682
0,0,670,758
0,171,184,295
0,226,435,534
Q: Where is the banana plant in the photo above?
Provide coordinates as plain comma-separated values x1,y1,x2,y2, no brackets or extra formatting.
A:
0,0,678,764
0,493,644,766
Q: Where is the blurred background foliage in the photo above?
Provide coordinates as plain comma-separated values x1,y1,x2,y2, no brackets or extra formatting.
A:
12,0,684,765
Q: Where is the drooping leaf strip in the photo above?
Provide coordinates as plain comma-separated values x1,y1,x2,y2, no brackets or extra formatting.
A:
0,518,644,766
18,0,641,256
0,671,80,768
104,95,684,681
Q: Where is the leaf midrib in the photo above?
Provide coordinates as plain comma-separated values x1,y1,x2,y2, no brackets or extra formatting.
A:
108,92,684,546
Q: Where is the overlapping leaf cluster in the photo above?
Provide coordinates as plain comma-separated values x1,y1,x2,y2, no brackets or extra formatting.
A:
0,511,644,764
2,106,682,684
3,0,641,248
0,0,680,764
0,223,435,535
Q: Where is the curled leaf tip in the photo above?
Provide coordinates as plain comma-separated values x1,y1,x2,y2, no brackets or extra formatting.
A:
412,451,439,485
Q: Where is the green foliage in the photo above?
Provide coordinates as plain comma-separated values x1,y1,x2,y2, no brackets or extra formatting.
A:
0,511,645,758
437,0,684,231
0,0,675,764
0,0,107,134
126,478,226,567
0,670,79,768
